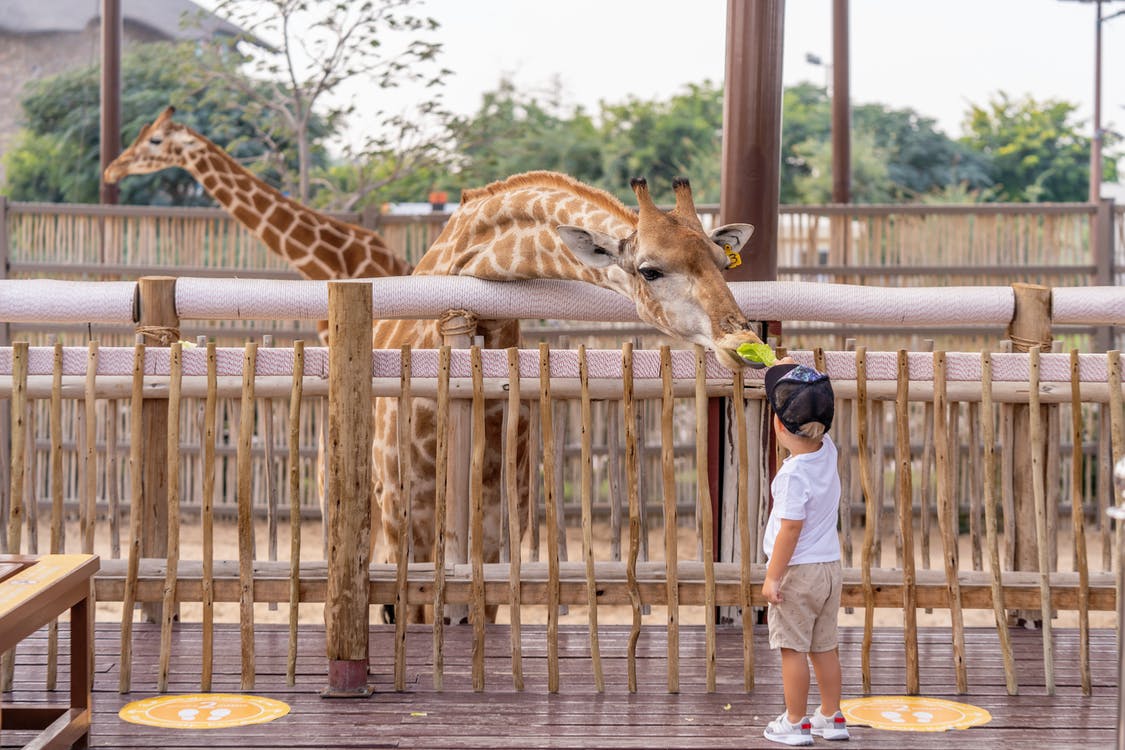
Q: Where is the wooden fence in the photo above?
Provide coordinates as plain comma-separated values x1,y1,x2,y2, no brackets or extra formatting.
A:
1,277,1123,699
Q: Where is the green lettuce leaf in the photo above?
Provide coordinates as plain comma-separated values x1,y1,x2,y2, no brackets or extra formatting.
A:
736,342,777,367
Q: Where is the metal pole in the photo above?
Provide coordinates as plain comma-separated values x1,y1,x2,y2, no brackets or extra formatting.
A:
100,0,122,206
1092,0,1103,203
831,0,850,205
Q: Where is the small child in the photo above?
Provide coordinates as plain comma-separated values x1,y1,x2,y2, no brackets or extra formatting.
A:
761,360,849,746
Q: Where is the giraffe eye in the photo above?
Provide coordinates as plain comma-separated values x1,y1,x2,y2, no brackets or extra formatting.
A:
639,267,664,282
148,137,163,146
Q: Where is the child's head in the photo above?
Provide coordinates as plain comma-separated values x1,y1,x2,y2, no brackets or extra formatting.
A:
764,363,835,441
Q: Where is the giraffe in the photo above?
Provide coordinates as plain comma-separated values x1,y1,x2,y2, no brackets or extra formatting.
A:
375,170,763,621
103,106,413,287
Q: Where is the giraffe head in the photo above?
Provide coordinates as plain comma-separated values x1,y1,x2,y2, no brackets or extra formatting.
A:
103,107,204,183
557,177,763,370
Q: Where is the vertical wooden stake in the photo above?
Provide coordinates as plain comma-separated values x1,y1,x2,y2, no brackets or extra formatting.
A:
47,341,63,691
538,343,560,693
935,351,968,693
625,343,644,692
1,342,27,692
733,367,754,692
856,347,876,694
286,341,304,688
237,341,258,691
119,338,145,693
660,346,680,693
896,351,919,694
202,342,217,692
694,345,716,693
578,346,604,692
504,347,523,691
1068,349,1089,696
394,345,413,692
323,281,373,697
469,346,486,692
1029,347,1055,695
432,346,451,691
158,342,182,693
82,341,99,554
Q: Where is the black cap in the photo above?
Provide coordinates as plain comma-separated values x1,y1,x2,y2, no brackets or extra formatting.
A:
764,363,834,438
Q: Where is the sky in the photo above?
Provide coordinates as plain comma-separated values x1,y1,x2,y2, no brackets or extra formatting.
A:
203,0,1125,157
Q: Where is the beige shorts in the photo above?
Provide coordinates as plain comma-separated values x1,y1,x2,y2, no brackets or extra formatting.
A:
767,561,842,653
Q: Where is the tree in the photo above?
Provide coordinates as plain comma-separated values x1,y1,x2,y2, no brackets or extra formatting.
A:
3,42,303,205
961,92,1119,202
447,78,604,194
598,81,725,203
779,82,831,203
199,0,447,202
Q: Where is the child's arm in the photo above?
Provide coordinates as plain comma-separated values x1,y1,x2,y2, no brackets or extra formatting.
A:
763,518,803,603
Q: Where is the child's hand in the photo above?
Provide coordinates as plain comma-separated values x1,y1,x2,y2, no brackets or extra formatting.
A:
762,576,783,604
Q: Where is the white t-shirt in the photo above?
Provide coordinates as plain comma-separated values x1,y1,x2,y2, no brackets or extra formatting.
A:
762,435,842,565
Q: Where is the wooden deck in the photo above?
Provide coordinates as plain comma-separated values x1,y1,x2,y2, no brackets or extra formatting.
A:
2,623,1118,749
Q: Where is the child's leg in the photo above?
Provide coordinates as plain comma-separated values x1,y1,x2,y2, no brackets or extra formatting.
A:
780,647,810,722
809,648,842,715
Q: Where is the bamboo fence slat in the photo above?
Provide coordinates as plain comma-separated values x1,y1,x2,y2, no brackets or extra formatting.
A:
660,346,680,694
1068,349,1091,696
693,345,716,693
538,343,560,694
394,345,413,692
1029,347,1055,695
432,346,450,690
896,351,919,694
119,339,145,694
158,342,182,693
578,346,604,692
237,342,257,690
470,346,486,692
935,351,968,694
503,347,522,691
286,341,304,688
856,346,876,694
202,343,218,691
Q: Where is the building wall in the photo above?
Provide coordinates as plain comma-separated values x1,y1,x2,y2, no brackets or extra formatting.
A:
0,21,166,188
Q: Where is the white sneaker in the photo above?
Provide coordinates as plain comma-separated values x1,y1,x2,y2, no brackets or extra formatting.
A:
764,712,814,746
811,707,850,740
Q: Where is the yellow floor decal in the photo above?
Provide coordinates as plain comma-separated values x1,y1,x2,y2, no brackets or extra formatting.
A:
119,693,290,729
841,696,991,732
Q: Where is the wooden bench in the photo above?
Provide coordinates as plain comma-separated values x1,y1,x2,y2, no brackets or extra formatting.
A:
0,554,99,750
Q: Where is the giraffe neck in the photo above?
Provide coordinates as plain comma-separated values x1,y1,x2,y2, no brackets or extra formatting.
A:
180,139,411,279
412,172,636,293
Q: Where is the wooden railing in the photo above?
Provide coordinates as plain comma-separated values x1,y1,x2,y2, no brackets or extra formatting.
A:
1,278,1122,698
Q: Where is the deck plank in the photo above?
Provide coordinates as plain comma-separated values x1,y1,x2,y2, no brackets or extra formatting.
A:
1,624,1117,749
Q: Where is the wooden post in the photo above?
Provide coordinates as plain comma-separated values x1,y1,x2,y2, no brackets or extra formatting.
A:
1007,283,1052,625
134,276,179,623
323,281,373,697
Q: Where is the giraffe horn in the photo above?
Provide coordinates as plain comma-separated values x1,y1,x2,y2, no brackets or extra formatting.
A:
671,177,704,228
630,177,660,220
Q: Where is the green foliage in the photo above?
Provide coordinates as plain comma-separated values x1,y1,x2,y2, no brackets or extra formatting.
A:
961,92,1119,202
597,81,725,203
4,42,321,205
445,78,604,195
780,83,831,203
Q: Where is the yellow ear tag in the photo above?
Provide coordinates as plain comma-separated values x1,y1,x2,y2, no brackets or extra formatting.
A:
724,243,742,269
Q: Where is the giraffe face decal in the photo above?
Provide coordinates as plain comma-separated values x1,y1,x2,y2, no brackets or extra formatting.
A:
104,106,203,183
558,177,762,370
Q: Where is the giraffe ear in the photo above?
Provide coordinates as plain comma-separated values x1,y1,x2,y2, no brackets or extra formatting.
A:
709,223,755,255
556,225,622,269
